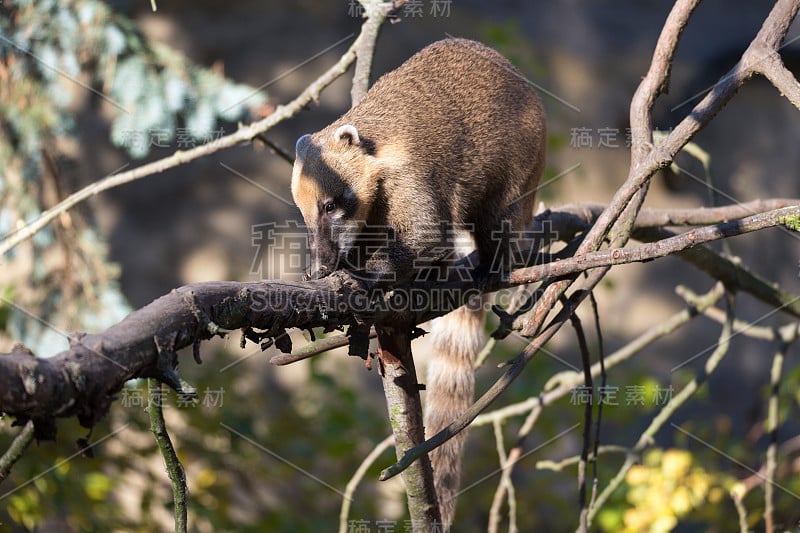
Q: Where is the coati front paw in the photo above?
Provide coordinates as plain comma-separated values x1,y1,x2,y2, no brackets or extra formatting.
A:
303,265,331,281
472,263,494,291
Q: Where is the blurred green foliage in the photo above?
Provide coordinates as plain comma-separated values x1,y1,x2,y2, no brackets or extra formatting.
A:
0,0,265,356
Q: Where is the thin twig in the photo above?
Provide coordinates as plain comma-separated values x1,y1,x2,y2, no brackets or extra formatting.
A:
270,328,377,366
586,288,735,525
588,291,605,514
474,283,725,427
640,221,800,322
566,300,593,533
738,434,800,495
732,488,749,533
764,339,789,533
147,380,188,533
253,134,295,166
487,403,540,533
0,420,35,485
339,435,394,533
535,445,630,472
690,305,800,343
487,420,518,533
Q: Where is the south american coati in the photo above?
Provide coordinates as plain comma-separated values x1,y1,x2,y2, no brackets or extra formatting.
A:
290,38,546,527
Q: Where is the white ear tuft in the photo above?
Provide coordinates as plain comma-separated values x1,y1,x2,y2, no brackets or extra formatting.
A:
333,124,360,146
295,134,311,161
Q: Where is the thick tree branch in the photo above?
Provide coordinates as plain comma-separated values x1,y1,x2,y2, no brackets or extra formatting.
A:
0,277,368,438
1,204,796,439
375,323,441,529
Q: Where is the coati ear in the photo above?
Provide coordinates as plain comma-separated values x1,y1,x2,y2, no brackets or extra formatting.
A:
333,124,360,146
295,134,312,161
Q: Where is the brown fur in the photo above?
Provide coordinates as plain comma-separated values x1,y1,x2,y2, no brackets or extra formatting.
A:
290,38,546,527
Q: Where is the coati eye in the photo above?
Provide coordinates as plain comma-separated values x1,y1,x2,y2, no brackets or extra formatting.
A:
324,201,336,213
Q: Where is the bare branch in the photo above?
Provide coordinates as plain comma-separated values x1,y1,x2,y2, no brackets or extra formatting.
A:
0,4,389,258
350,1,404,105
0,420,34,485
339,436,394,533
509,206,800,288
691,305,800,342
758,49,800,110
474,283,726,427
487,420,517,533
270,328,377,366
764,340,789,533
546,199,800,230
148,380,188,533
633,225,800,319
629,0,702,158
567,305,593,533
536,446,631,472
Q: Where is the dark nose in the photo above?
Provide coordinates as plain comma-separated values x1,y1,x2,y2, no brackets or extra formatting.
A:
305,229,339,280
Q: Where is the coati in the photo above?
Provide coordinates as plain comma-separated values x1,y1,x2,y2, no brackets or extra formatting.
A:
290,38,546,528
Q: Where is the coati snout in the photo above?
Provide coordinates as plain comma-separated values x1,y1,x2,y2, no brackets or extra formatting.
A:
293,127,382,281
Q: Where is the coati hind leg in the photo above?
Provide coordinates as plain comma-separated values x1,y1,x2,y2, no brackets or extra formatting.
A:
472,200,534,281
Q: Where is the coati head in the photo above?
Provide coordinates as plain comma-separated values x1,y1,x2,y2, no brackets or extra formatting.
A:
291,124,380,280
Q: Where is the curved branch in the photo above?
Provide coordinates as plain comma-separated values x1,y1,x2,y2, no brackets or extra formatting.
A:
350,1,405,105
0,2,388,258
338,435,394,533
0,421,34,484
629,0,702,158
